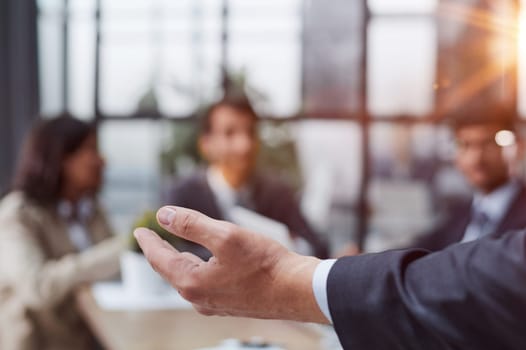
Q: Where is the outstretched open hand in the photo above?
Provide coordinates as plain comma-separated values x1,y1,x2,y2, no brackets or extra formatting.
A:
134,206,327,323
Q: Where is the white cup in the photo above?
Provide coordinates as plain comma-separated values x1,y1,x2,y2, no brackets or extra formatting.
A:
120,251,168,296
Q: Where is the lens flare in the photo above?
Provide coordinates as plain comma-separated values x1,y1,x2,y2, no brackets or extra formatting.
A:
495,130,516,147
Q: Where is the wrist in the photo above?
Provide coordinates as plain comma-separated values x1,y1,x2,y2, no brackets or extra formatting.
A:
272,253,328,323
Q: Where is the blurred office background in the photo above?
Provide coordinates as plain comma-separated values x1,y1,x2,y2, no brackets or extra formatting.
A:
1,0,526,253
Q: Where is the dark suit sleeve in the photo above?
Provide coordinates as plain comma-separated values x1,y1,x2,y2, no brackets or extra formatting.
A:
328,230,526,350
407,200,471,252
408,224,452,252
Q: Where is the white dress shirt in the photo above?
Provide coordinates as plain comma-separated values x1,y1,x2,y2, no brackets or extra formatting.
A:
57,198,94,251
206,167,314,255
206,167,251,221
312,259,337,323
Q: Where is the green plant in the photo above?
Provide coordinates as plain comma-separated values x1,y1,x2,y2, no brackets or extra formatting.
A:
159,121,202,176
257,121,303,191
129,210,189,254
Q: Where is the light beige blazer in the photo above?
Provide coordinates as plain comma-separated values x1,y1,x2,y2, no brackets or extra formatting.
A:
0,192,125,350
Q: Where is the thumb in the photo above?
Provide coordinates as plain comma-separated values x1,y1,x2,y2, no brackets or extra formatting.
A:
156,206,232,256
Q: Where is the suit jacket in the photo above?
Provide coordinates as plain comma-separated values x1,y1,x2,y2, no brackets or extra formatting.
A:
0,192,124,350
328,229,526,349
412,182,526,251
167,170,329,258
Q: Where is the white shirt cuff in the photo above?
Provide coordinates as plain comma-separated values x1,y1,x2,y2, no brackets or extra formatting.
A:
312,259,337,324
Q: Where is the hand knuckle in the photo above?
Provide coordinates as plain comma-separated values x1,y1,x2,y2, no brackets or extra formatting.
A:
178,276,202,301
166,256,181,270
181,211,198,236
219,223,243,251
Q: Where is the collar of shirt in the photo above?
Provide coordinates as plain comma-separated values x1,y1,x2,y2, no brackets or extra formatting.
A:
57,197,95,251
57,197,94,223
206,167,250,217
471,179,520,224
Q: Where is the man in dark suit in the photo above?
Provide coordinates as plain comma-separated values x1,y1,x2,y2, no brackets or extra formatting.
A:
413,107,526,251
135,206,526,349
336,107,526,256
166,96,328,258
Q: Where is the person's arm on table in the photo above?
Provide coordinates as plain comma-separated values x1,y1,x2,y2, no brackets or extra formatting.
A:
0,213,125,310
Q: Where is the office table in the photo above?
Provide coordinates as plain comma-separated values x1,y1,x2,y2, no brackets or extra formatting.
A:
76,287,324,350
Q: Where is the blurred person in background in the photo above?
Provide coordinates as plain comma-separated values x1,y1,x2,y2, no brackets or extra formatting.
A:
338,103,526,256
167,95,329,258
0,115,126,350
410,103,526,251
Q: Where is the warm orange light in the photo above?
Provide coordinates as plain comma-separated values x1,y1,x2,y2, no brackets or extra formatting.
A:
519,6,526,78
519,2,526,115
519,5,526,56
437,1,520,114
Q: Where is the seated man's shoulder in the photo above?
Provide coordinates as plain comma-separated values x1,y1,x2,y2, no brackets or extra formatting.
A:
253,172,295,195
167,170,209,204
441,195,472,215
513,181,526,203
173,170,208,191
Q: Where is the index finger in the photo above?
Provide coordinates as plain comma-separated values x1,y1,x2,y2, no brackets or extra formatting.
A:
134,227,201,284
156,206,233,256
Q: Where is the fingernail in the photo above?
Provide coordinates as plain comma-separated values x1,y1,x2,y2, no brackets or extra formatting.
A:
133,228,148,240
158,207,176,226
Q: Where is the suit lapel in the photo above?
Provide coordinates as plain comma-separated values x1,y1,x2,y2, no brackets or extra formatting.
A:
199,171,226,220
449,201,473,244
493,183,526,237
40,210,78,258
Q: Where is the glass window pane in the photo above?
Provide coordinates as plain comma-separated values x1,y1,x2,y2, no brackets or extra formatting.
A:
436,0,519,116
99,120,162,234
69,0,96,119
159,1,222,115
99,1,163,115
37,0,63,12
99,43,155,115
38,14,64,116
302,0,365,116
157,44,221,116
366,123,465,252
99,0,222,116
368,0,438,15
295,120,362,250
368,18,437,117
229,1,302,117
70,0,95,13
38,0,66,116
102,0,151,13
